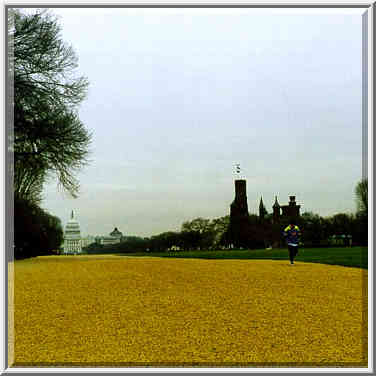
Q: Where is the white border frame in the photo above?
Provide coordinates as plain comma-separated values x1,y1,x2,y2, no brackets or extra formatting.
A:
2,1,373,373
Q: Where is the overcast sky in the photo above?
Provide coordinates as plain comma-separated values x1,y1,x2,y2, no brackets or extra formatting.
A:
35,7,364,237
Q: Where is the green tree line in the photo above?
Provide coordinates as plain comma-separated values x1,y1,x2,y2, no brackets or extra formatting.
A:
85,179,368,254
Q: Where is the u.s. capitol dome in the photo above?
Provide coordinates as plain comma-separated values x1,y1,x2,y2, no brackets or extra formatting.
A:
64,210,82,254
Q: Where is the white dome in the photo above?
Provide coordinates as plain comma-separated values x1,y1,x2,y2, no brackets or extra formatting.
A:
64,211,81,240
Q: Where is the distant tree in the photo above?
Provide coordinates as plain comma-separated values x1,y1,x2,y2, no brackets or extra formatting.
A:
211,215,230,248
39,212,64,255
177,230,200,251
353,213,367,246
354,178,368,245
355,179,368,216
158,231,180,250
329,213,353,235
181,218,211,234
181,218,214,250
85,243,105,253
300,211,326,246
14,197,63,259
14,198,41,258
116,236,150,252
10,9,91,198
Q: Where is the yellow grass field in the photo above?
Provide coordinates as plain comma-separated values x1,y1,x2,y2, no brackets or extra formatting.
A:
9,255,367,367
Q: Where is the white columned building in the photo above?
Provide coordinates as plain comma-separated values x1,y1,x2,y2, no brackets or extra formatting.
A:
64,210,82,254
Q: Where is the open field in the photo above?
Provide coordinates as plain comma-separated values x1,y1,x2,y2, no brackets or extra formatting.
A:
118,247,368,269
10,255,367,367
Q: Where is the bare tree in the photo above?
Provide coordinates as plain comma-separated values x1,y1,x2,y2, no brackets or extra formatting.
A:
10,8,91,199
355,178,368,216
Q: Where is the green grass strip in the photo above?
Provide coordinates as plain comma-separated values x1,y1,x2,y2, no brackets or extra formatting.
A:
116,247,367,269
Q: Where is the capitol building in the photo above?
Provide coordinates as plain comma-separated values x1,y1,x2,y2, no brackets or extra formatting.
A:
63,210,124,254
63,210,82,254
95,227,123,245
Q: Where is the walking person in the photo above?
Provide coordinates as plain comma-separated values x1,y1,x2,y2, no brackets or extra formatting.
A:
283,220,301,265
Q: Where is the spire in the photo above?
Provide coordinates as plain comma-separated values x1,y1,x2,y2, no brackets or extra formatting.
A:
259,196,267,218
259,196,264,208
273,196,280,208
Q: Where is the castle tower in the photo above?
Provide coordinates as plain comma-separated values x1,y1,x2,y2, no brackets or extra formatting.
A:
228,176,250,248
281,195,301,221
231,179,249,217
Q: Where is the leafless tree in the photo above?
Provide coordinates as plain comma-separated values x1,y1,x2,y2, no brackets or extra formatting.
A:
10,8,91,200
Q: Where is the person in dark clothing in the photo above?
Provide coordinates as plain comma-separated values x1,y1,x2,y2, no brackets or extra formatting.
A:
283,221,301,265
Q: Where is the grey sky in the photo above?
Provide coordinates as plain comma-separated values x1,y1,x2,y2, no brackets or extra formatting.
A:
38,7,364,237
